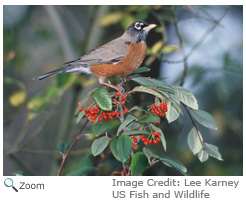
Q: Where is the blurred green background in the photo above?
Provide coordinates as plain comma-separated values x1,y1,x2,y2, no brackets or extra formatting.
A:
3,5,243,176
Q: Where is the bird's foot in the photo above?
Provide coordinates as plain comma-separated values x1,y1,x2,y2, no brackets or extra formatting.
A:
101,82,123,92
100,77,126,93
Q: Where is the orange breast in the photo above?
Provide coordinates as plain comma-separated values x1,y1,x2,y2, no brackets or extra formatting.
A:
90,42,147,79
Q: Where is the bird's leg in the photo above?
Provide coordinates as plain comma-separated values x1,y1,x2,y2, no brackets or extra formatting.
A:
117,76,127,93
101,82,121,91
99,77,127,93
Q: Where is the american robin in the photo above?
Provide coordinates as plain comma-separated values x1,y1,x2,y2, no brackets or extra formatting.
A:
33,21,157,85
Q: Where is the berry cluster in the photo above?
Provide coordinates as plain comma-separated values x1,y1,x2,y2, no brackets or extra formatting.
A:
151,101,168,117
131,132,161,148
77,92,128,123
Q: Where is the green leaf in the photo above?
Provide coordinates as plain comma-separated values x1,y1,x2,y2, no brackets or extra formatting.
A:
56,142,71,155
131,152,148,176
132,86,165,100
66,153,97,176
110,135,132,163
76,110,85,123
75,87,98,115
187,127,203,155
92,120,112,136
143,147,159,164
117,114,136,135
171,85,198,110
169,93,180,105
150,124,166,151
130,106,144,112
198,149,209,162
66,166,97,176
160,158,187,175
93,87,112,111
132,67,150,74
121,130,148,136
204,143,223,161
12,170,30,176
139,112,160,124
190,109,217,130
165,101,180,123
91,136,109,156
131,77,174,93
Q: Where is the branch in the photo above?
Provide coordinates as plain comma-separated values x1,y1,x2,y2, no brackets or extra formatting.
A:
163,6,230,86
57,119,89,176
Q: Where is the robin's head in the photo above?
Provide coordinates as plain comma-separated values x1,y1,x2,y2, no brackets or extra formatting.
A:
124,21,157,43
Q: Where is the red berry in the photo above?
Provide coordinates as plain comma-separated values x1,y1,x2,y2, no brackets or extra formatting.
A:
123,112,126,115
164,108,167,112
153,140,158,144
102,111,107,116
140,135,144,139
156,137,161,142
132,143,136,148
156,132,160,136
116,112,120,116
103,115,107,120
78,101,81,106
142,137,146,142
116,92,121,97
133,138,138,143
122,95,127,100
124,108,129,112
156,122,160,125
151,109,155,113
148,140,152,144
91,120,94,123
79,107,83,112
112,112,116,117
131,135,135,139
156,111,160,115
152,104,156,109
90,109,94,114
85,109,89,113
164,101,167,106
121,101,126,105
144,141,149,145
94,110,99,114
86,113,90,117
109,116,114,120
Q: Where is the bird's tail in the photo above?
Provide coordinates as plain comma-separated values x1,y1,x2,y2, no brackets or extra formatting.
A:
33,65,87,80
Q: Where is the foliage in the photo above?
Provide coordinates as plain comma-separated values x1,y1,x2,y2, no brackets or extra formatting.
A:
57,67,221,176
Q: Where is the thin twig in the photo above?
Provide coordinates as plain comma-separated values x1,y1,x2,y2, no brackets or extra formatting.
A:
163,6,230,86
57,119,89,176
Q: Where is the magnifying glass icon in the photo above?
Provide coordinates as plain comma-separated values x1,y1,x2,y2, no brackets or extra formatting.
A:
4,178,18,192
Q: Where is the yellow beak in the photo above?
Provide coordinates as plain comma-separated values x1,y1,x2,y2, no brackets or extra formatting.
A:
143,24,157,30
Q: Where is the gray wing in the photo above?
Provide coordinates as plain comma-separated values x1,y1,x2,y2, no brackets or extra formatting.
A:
66,37,128,66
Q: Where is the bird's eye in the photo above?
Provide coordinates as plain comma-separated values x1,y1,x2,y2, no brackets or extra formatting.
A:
134,22,141,30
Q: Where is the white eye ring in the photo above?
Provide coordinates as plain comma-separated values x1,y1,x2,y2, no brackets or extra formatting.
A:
134,22,141,30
